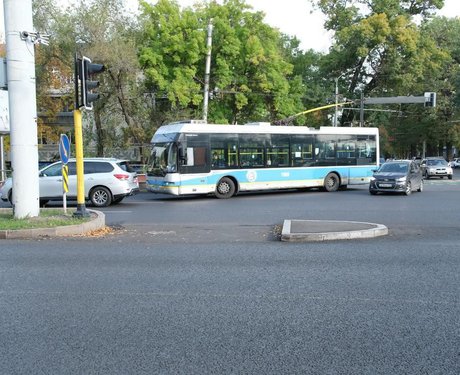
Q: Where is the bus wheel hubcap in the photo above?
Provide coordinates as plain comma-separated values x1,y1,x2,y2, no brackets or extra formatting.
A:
219,182,230,194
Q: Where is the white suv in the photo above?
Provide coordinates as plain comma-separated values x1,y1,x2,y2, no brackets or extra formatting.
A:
0,158,139,207
450,158,460,169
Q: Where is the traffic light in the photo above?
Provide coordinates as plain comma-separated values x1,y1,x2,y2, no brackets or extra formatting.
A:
75,56,105,110
424,92,436,107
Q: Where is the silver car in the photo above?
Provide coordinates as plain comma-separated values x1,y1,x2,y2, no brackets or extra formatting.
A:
0,158,139,207
421,157,453,179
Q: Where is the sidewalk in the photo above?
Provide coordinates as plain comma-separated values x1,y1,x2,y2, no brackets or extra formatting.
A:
281,219,388,242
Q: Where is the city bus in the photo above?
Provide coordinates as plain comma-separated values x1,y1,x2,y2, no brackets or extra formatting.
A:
146,120,379,198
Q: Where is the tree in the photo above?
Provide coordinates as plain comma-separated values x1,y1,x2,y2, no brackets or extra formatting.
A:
308,0,460,159
32,0,154,161
138,0,305,125
312,0,446,125
418,16,460,158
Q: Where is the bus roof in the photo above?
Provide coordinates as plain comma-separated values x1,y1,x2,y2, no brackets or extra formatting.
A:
151,121,379,142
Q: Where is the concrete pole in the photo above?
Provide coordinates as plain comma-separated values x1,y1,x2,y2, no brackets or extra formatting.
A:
203,21,213,123
4,0,40,218
0,135,5,182
334,77,338,127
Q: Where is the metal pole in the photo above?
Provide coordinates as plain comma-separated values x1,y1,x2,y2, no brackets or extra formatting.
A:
360,92,364,127
4,0,40,218
203,21,213,123
73,109,89,217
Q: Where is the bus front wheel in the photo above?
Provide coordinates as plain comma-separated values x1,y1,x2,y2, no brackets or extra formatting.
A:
215,177,235,199
323,173,340,192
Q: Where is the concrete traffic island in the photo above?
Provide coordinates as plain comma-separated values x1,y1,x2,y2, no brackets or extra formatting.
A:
0,209,105,239
281,219,388,242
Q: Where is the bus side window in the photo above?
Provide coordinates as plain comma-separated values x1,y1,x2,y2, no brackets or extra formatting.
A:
211,149,226,168
290,135,314,167
210,134,239,169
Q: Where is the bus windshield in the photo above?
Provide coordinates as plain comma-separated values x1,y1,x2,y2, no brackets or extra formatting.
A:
147,142,178,176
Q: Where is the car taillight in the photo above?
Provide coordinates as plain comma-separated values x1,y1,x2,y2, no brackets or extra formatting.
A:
114,173,130,181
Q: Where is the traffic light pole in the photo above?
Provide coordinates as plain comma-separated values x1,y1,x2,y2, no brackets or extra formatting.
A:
73,54,104,218
73,109,89,217
359,92,436,126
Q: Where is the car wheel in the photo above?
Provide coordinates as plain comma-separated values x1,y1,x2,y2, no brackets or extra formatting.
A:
323,173,340,192
417,180,423,192
424,172,429,180
404,182,412,196
448,175,453,180
369,190,377,195
215,177,236,199
89,186,112,207
7,190,12,205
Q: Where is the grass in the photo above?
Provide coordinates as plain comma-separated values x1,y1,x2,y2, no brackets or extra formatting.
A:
0,209,90,230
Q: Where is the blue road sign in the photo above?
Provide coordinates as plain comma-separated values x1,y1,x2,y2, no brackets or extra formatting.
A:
59,134,70,164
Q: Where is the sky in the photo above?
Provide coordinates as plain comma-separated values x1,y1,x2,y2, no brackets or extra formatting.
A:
0,0,460,51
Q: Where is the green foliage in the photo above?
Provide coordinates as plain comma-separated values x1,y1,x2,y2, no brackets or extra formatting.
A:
139,0,204,109
138,0,305,124
31,0,460,160
311,0,460,158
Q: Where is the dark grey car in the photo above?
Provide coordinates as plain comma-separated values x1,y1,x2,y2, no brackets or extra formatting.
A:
369,160,423,196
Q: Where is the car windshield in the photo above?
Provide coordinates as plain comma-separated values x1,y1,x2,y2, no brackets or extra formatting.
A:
426,159,447,166
379,163,408,173
147,142,178,177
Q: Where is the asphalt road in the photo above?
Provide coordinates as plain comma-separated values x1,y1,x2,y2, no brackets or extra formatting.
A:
1,176,459,374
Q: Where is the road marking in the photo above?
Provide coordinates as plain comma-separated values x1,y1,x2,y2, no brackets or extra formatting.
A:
147,231,177,236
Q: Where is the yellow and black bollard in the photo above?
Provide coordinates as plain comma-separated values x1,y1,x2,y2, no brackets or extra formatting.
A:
62,164,69,214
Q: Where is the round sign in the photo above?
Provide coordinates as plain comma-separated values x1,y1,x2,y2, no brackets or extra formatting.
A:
59,134,70,164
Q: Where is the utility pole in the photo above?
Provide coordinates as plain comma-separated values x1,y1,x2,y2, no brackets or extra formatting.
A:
203,20,213,123
333,73,347,127
334,77,339,127
4,0,40,218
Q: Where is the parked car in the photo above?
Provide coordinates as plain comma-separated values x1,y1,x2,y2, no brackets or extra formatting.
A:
450,158,460,169
420,157,453,179
369,160,423,195
0,158,139,207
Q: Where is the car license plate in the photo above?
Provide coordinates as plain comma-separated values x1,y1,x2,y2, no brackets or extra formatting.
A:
379,183,392,187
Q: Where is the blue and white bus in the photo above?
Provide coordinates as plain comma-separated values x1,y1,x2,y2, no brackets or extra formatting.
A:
146,120,379,198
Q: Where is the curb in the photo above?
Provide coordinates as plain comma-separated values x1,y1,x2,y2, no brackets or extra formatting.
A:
281,219,388,242
0,209,105,239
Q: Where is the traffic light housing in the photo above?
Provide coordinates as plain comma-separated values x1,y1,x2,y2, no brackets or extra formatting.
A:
424,92,436,107
75,55,105,110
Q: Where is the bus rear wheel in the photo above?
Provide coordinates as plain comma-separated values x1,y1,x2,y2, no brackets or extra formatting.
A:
323,173,340,192
215,177,235,199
